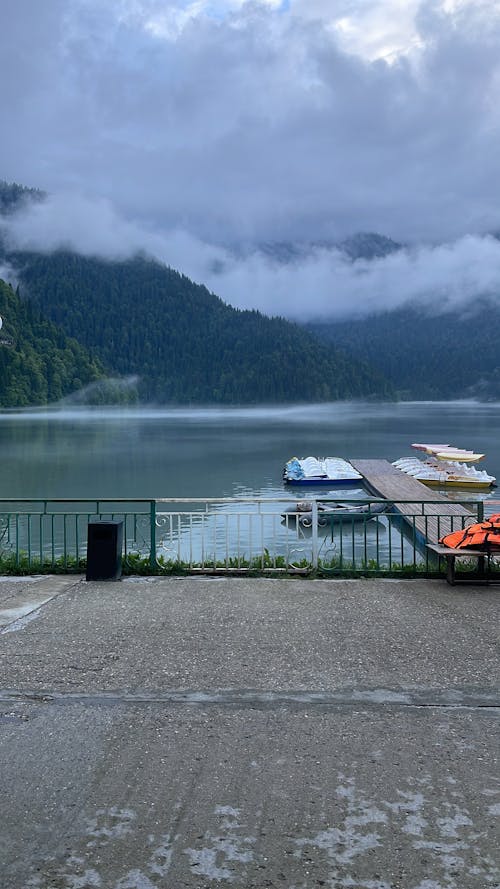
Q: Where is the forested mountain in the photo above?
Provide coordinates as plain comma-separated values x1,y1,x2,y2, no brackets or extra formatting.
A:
0,180,44,215
235,232,402,264
7,177,497,406
0,278,103,407
8,251,393,404
309,304,500,400
336,232,402,260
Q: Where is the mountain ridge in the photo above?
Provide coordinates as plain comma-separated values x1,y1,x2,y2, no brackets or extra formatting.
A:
308,305,500,401
6,249,393,405
2,177,498,405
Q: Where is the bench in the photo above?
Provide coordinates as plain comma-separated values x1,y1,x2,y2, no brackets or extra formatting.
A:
426,543,500,585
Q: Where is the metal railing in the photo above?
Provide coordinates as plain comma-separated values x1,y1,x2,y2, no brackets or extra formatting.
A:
1,497,498,577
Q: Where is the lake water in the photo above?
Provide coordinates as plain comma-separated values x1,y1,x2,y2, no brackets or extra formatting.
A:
0,400,499,504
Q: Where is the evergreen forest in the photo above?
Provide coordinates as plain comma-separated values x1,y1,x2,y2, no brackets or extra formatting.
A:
0,180,44,214
8,250,393,405
309,304,500,400
3,178,497,408
0,278,103,407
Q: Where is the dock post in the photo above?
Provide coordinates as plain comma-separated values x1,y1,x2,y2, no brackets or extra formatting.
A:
311,500,319,569
150,500,157,570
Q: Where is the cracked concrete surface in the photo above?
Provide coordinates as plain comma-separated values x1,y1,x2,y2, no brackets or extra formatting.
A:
0,575,498,888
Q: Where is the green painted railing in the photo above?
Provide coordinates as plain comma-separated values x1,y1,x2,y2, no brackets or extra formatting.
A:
0,497,497,577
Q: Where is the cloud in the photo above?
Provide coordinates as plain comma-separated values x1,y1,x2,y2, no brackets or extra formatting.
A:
2,0,500,320
202,232,500,320
0,262,18,290
4,194,500,322
291,0,426,61
1,192,228,280
1,0,500,247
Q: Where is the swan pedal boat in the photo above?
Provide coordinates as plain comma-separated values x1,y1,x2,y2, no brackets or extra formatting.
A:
283,456,363,487
393,454,496,490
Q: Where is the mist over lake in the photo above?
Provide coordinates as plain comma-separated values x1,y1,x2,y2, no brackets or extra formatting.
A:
0,401,498,502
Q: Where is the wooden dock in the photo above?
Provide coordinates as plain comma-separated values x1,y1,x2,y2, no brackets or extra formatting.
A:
349,459,475,545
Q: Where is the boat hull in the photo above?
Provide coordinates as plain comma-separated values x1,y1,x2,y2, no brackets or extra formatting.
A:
416,478,495,490
393,452,496,490
282,502,389,528
283,477,363,487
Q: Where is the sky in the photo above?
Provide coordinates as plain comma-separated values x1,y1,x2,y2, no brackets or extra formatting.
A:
1,0,500,320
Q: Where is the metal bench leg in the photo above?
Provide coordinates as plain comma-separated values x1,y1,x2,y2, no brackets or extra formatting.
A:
446,555,455,585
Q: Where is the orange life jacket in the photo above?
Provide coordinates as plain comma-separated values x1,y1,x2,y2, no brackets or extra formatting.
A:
440,514,500,550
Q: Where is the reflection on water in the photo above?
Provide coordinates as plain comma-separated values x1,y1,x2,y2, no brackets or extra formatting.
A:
3,396,496,571
154,505,406,569
0,401,499,503
0,495,421,570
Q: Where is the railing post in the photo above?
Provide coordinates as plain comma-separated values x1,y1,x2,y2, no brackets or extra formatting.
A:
311,500,319,570
150,501,157,569
477,501,484,522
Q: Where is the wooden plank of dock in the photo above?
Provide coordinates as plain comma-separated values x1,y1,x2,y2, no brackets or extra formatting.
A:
349,459,475,545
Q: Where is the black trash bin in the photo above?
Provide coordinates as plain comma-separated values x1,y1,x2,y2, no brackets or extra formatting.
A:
86,520,123,581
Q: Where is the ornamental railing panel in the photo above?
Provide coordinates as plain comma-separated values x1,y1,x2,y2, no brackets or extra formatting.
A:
0,497,497,578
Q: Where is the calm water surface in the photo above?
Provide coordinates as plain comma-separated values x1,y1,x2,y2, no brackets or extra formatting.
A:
0,400,499,503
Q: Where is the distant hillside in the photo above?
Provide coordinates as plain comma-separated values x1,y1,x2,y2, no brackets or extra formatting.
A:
0,278,103,407
0,180,45,215
9,251,393,405
234,232,403,264
309,304,500,400
336,232,402,260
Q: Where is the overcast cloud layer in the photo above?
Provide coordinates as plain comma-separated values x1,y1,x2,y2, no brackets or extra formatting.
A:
1,0,500,319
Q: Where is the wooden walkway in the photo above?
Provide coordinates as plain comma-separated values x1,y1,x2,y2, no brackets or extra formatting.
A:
349,459,475,545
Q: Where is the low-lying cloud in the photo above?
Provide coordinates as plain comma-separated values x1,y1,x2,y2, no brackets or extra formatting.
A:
3,194,500,321
207,233,500,321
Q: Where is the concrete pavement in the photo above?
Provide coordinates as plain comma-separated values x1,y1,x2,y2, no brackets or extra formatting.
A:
0,574,499,888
